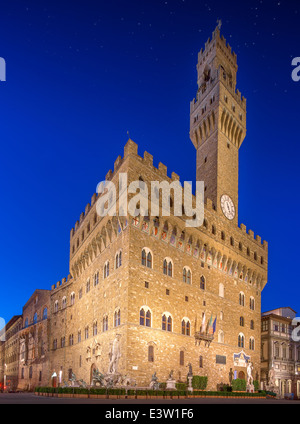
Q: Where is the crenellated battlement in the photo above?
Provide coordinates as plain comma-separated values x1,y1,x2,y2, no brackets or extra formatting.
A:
69,138,267,252
198,27,237,68
51,274,72,291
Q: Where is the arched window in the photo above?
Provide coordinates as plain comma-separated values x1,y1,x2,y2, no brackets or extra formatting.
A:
250,297,255,310
239,292,245,306
148,345,154,362
139,308,151,327
33,313,37,324
218,330,224,343
249,337,255,350
163,259,167,275
162,314,167,331
145,310,151,327
140,308,145,325
181,319,191,336
114,309,121,327
147,252,152,268
200,275,205,290
86,279,90,293
142,248,153,268
142,249,146,266
62,296,67,309
115,251,122,269
85,326,89,340
70,292,75,305
69,334,74,346
42,308,48,320
168,261,172,277
240,316,244,327
167,316,172,332
54,301,59,313
250,320,254,330
103,316,108,332
238,333,245,348
163,258,173,277
162,313,172,332
94,271,99,286
183,267,191,284
93,321,98,336
104,261,109,278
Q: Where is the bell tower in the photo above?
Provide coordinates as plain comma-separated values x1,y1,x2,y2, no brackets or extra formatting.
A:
190,26,247,225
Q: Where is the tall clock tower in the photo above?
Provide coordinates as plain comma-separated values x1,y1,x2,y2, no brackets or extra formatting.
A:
190,26,247,225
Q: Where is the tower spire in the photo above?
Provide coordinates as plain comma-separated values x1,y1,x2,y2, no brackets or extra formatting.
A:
189,28,247,224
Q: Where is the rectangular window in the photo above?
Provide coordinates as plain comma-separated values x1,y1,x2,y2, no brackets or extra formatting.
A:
39,371,42,381
180,351,184,366
199,355,203,368
148,346,154,362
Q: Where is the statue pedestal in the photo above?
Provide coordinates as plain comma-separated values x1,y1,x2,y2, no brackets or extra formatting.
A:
246,384,254,393
166,379,176,390
187,376,193,393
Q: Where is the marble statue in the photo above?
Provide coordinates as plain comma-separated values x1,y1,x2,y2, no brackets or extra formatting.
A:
108,334,121,374
247,362,254,386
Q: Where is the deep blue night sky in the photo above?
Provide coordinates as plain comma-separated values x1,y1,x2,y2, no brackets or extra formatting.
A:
0,0,299,323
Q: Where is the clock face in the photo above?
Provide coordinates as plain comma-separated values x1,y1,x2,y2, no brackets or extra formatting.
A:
220,195,235,220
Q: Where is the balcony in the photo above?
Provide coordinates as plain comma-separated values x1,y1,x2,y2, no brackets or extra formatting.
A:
194,331,214,347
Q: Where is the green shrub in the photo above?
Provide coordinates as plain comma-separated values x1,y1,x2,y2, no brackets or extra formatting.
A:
253,380,259,391
176,382,187,391
192,376,208,390
89,387,106,395
177,390,187,397
231,378,246,392
107,388,126,396
74,387,89,395
153,390,164,397
136,389,147,396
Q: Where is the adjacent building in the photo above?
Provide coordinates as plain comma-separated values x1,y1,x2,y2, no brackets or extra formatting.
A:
261,307,300,398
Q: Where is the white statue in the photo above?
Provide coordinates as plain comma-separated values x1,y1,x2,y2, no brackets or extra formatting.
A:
247,362,253,386
268,367,275,387
108,334,121,374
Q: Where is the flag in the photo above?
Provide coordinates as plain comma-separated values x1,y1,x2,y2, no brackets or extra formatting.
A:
201,312,206,333
207,314,213,334
212,317,217,334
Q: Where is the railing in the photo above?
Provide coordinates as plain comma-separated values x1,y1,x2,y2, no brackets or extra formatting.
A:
194,332,214,347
